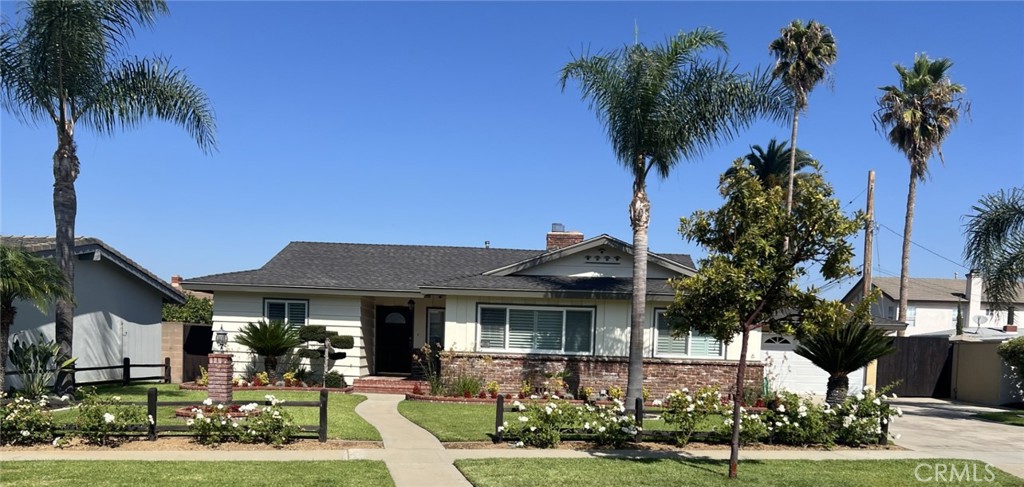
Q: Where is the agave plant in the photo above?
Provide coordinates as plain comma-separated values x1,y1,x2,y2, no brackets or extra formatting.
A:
234,320,302,378
796,300,896,405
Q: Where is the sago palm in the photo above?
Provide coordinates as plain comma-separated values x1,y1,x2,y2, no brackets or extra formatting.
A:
0,244,71,392
796,307,896,405
725,138,818,190
560,28,790,412
0,0,216,376
963,188,1024,308
874,54,967,322
235,320,303,377
769,19,837,214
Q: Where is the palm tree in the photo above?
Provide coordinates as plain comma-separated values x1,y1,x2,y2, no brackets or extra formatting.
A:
1,0,217,375
874,54,967,323
963,188,1024,308
235,320,303,378
725,138,819,189
1,244,71,392
559,28,791,415
769,20,837,214
796,302,896,405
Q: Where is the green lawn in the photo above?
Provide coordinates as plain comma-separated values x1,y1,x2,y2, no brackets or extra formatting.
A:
974,411,1024,427
50,384,381,441
0,461,393,486
397,400,496,441
455,458,1023,487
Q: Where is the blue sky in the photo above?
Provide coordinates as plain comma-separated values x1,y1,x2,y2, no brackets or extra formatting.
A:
2,1,1022,299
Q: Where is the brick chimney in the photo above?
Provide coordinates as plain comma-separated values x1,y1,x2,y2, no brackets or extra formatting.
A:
546,223,584,251
171,274,182,288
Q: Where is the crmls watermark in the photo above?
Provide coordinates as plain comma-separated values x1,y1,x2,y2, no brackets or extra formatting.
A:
914,462,997,483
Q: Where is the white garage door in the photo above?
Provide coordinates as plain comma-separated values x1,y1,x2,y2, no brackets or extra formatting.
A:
761,334,865,397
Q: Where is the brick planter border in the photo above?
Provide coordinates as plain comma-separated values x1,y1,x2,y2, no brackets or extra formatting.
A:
178,382,354,393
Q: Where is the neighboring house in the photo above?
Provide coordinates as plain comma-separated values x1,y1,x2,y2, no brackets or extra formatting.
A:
840,275,1022,337
3,236,185,386
181,225,766,396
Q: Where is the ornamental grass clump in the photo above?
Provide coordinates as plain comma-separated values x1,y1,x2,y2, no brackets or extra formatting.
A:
75,390,146,446
661,385,724,445
0,393,58,446
764,392,834,446
833,385,902,446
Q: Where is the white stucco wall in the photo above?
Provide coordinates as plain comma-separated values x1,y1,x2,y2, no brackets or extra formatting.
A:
443,295,756,362
210,291,366,379
8,257,165,386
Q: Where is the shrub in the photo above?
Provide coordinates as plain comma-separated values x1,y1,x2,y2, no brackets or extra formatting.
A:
502,399,565,448
606,386,623,401
719,408,769,445
8,333,75,399
161,295,213,324
75,390,146,446
832,385,902,446
582,399,640,447
324,371,345,389
998,336,1024,391
448,374,482,397
414,343,444,395
764,392,834,446
661,385,724,445
0,393,58,445
242,396,300,446
195,366,209,386
486,381,500,397
186,395,299,446
235,320,302,378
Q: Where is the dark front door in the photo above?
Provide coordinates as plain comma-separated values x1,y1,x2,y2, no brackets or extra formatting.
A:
376,306,413,374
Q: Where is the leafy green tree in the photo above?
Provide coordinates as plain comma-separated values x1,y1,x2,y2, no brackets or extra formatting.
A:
1,0,217,376
666,161,861,478
874,54,967,323
0,244,71,392
161,295,213,324
725,138,818,189
560,28,791,409
963,188,1024,308
795,297,896,405
235,320,302,378
769,19,837,214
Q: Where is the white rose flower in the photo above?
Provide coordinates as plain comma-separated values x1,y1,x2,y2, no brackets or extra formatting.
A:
202,398,213,406
518,416,529,422
103,413,115,424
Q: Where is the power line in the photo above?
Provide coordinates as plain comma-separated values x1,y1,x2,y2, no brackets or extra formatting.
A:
876,222,968,270
842,187,868,210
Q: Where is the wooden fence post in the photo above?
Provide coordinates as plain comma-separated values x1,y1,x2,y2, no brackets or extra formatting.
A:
163,357,172,384
122,357,131,386
147,387,158,441
880,417,889,445
319,389,328,443
494,394,504,443
634,397,644,443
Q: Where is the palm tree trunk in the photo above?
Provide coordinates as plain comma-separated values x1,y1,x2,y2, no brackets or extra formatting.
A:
52,124,79,393
825,374,849,406
785,106,800,214
0,300,15,393
898,168,917,325
728,325,750,479
626,175,650,412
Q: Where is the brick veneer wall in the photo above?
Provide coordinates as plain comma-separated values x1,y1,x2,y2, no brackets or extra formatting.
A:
207,354,233,403
444,353,763,399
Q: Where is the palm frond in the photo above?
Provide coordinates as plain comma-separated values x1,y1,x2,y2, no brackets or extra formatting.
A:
79,56,217,153
769,19,838,111
795,310,895,377
234,320,302,358
963,188,1024,307
0,244,71,313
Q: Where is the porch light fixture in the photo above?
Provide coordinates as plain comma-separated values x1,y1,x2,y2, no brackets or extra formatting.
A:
215,325,228,351
407,299,416,311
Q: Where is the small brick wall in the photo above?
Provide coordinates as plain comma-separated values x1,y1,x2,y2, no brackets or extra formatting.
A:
207,354,233,403
443,353,763,399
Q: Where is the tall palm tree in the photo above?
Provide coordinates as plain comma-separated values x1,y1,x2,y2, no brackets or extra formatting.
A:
0,244,71,392
1,0,217,377
769,20,837,214
963,188,1024,308
560,28,790,414
726,138,819,189
874,54,967,323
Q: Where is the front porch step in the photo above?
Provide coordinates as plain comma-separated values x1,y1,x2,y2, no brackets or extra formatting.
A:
351,377,429,395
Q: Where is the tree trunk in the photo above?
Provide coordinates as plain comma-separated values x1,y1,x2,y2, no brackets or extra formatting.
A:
265,355,278,379
0,300,15,393
785,106,800,214
728,325,751,479
898,168,917,325
52,124,79,394
626,175,650,412
825,374,849,406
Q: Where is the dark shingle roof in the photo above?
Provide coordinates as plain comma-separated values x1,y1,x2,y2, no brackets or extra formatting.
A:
186,241,692,295
1,236,185,304
421,275,676,297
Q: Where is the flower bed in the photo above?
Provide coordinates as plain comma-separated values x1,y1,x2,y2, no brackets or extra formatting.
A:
178,381,353,393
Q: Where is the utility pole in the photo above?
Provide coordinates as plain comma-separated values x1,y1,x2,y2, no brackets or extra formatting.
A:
862,170,875,300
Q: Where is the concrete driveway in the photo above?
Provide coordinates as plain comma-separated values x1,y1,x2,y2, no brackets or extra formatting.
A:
888,398,1024,478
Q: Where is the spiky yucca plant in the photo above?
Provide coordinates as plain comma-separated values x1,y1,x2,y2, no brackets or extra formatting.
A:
235,320,302,377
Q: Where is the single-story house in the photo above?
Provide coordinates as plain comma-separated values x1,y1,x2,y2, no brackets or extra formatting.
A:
181,226,766,397
3,236,185,388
